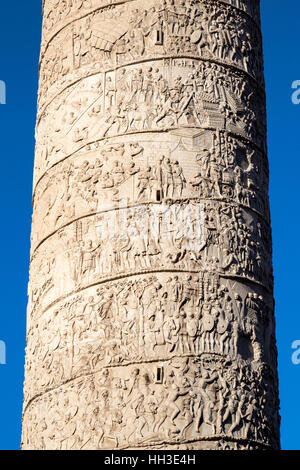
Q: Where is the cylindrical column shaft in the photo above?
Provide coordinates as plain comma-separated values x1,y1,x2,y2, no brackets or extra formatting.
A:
22,0,280,450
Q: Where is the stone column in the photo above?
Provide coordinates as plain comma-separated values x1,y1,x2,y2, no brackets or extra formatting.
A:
22,0,280,450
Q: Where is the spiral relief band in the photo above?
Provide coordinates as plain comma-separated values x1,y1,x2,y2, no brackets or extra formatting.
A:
22,0,280,451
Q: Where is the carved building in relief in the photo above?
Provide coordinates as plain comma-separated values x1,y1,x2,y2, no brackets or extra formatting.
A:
22,0,280,450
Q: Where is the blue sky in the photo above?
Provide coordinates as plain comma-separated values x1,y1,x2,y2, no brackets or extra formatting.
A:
0,1,299,450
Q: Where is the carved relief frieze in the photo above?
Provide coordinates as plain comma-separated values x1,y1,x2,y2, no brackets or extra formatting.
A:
24,271,277,405
27,197,273,328
23,0,280,451
38,0,264,112
22,354,280,450
34,59,266,186
31,130,269,250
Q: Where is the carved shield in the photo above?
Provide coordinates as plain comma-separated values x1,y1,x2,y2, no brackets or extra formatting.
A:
217,317,228,335
203,314,215,332
190,30,202,44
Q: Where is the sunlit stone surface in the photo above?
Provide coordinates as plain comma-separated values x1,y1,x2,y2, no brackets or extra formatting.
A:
22,0,280,450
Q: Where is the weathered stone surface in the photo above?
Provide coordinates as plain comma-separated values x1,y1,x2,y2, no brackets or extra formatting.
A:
22,0,280,450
